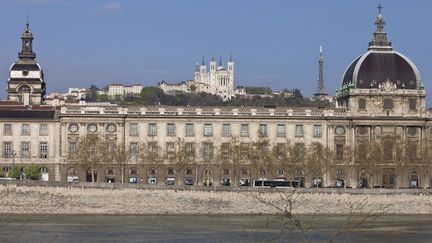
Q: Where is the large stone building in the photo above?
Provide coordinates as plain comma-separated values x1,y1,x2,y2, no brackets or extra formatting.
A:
1,9,431,188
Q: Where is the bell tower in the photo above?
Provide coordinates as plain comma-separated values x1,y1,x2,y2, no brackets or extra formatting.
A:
7,19,46,105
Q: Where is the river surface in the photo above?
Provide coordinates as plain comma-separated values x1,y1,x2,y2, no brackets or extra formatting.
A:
0,214,431,242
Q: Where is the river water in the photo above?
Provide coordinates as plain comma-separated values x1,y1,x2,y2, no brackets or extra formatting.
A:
0,214,431,242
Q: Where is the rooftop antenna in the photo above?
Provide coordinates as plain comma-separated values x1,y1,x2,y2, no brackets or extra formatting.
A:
26,12,30,29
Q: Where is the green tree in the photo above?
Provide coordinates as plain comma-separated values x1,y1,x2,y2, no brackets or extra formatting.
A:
24,164,41,180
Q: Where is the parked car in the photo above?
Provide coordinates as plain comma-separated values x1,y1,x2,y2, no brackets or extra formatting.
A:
184,178,194,186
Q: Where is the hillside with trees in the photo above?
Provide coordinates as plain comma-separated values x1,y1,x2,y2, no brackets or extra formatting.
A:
85,85,332,108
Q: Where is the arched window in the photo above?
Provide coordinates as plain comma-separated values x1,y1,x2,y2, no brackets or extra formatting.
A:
106,168,115,175
129,167,138,175
167,168,175,175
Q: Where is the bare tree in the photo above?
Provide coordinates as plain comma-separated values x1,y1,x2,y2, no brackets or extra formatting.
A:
248,189,389,242
69,135,109,182
306,142,326,188
111,143,128,183
250,138,274,179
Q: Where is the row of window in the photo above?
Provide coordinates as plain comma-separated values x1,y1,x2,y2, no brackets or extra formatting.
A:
129,123,323,138
3,124,48,136
125,142,311,161
358,98,417,111
2,142,48,159
68,123,117,133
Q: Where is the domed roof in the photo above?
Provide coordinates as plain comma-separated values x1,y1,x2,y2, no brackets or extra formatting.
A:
341,6,422,90
342,51,421,89
10,63,41,72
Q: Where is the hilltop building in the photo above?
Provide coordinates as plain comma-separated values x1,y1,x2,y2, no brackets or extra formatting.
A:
105,84,143,97
158,56,235,101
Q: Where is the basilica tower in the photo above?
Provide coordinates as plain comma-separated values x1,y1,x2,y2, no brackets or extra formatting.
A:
7,21,46,105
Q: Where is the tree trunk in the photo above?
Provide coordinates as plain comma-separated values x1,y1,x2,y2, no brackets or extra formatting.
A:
121,165,124,184
92,169,95,183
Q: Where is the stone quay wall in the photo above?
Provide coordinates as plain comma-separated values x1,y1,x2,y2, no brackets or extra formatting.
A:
0,182,431,215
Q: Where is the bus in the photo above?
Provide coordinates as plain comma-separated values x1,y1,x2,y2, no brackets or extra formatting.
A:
253,179,301,188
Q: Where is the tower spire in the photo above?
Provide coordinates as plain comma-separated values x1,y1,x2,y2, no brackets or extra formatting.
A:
26,12,29,30
201,56,205,66
368,3,392,51
229,52,233,62
314,46,327,98
219,57,222,67
19,15,36,61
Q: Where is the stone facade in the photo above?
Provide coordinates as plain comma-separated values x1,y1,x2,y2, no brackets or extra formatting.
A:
1,10,431,189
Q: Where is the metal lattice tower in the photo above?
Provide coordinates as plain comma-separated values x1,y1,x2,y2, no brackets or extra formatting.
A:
314,46,328,98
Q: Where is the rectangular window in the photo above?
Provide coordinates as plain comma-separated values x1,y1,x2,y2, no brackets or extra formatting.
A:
148,123,157,136
21,142,30,159
203,124,213,137
167,123,176,136
259,124,268,137
130,142,138,160
294,143,305,160
39,142,48,159
276,143,286,159
407,143,417,160
3,124,12,136
409,98,417,111
148,142,158,155
39,124,48,136
185,142,195,159
383,140,393,161
222,124,231,137
240,143,249,160
68,141,77,154
295,125,304,137
3,142,12,158
221,143,231,159
358,98,366,110
130,123,138,136
313,125,322,138
336,144,344,160
383,99,394,110
240,124,249,137
21,124,30,136
166,142,175,159
358,143,367,160
202,142,213,160
277,124,286,137
185,123,194,136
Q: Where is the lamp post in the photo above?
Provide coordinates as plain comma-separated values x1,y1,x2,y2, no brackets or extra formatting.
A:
11,150,16,179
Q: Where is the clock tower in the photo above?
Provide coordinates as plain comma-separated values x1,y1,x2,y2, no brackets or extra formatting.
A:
7,20,46,105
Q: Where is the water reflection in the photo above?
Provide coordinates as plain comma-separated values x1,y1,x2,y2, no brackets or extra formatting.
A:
0,214,431,242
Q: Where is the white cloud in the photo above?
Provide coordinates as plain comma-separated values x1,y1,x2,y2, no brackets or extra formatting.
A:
101,2,123,13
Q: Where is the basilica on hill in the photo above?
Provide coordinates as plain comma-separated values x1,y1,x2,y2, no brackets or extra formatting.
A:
0,7,431,189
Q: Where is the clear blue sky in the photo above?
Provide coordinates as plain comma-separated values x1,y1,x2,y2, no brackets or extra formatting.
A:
0,0,431,105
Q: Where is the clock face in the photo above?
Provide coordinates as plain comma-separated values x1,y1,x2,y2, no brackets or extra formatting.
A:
68,124,79,133
88,124,97,133
335,126,345,135
22,70,29,76
106,124,116,133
